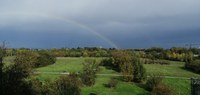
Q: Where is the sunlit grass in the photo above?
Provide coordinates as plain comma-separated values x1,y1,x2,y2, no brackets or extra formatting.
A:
81,76,150,95
144,61,200,78
36,57,103,73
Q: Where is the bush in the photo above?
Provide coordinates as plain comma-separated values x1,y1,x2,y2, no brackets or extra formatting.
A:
80,59,98,86
33,74,81,95
1,60,34,95
141,59,170,65
146,74,163,91
54,74,81,95
185,60,200,73
106,78,118,88
152,84,173,95
133,57,147,82
35,52,56,67
100,58,113,67
14,51,56,68
14,51,39,68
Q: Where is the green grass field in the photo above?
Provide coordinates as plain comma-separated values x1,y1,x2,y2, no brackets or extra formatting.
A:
144,61,199,95
36,57,103,73
4,57,199,95
144,61,200,78
82,76,149,95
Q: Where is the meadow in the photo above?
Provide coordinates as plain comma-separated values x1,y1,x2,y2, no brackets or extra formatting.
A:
30,57,200,95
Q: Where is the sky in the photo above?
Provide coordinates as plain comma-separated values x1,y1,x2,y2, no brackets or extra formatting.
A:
0,0,200,49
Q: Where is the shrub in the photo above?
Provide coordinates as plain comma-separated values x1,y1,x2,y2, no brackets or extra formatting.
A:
185,60,200,73
14,51,56,68
152,83,173,95
106,78,118,88
14,51,39,68
54,74,81,95
35,52,56,67
146,74,163,91
80,59,98,86
100,58,113,67
1,60,34,95
141,59,170,65
133,57,147,82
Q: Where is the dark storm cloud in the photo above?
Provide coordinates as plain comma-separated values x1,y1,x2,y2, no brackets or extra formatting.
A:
0,0,200,48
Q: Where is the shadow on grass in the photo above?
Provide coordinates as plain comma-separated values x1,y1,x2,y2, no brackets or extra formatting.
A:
135,82,151,95
180,66,200,75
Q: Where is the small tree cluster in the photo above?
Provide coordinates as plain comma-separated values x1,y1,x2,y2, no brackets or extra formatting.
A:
133,56,147,82
111,51,146,82
15,50,56,68
0,43,33,95
106,77,118,89
146,74,163,91
35,51,56,67
141,59,170,65
53,74,81,95
111,51,134,81
146,74,173,95
0,42,6,92
31,74,81,95
80,59,98,86
185,60,200,73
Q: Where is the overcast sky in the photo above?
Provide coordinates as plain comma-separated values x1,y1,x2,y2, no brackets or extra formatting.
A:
0,0,200,48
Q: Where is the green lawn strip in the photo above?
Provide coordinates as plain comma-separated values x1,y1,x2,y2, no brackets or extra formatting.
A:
98,66,118,74
81,76,150,95
36,57,103,73
144,61,200,78
32,73,61,81
163,78,191,95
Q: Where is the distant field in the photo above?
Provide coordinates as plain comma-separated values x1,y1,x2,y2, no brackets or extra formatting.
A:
144,61,200,78
4,57,199,95
36,57,103,73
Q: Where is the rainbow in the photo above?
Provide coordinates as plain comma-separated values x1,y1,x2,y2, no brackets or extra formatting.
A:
0,12,119,49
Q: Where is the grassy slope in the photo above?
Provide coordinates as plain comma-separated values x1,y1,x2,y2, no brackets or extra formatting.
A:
36,57,103,73
144,61,199,95
163,78,191,95
82,76,149,95
144,61,200,78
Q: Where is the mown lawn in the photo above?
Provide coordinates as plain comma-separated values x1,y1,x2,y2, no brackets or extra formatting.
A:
144,61,200,78
163,78,191,95
36,57,103,73
144,61,199,95
82,76,149,95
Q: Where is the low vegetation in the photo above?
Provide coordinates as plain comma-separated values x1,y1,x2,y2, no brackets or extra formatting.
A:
110,51,147,82
185,59,200,73
146,74,173,95
80,59,98,86
105,77,118,88
1,42,200,95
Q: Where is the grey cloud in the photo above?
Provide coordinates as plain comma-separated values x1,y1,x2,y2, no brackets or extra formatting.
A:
0,0,200,48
